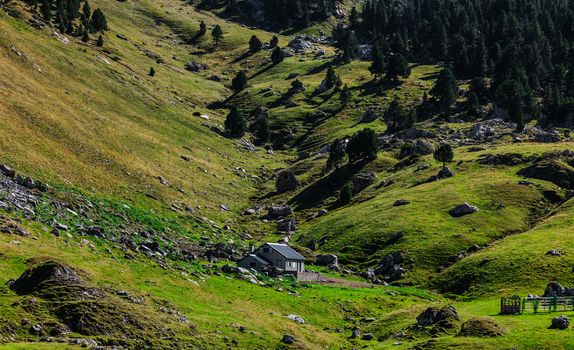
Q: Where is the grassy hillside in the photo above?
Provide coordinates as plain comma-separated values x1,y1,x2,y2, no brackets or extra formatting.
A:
2,0,574,349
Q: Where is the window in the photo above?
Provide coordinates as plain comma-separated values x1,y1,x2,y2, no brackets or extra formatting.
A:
249,262,256,268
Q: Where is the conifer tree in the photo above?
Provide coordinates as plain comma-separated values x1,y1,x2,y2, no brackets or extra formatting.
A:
231,71,248,93
431,68,458,111
369,47,385,78
96,34,104,47
149,67,155,77
271,47,284,64
225,106,247,138
249,35,263,52
327,139,345,169
433,143,454,168
269,35,279,48
211,24,223,45
386,54,410,81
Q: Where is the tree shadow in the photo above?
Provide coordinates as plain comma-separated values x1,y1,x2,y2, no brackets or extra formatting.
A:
289,161,369,211
249,63,275,81
231,50,256,64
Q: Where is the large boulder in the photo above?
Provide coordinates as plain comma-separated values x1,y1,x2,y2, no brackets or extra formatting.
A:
10,261,84,295
0,164,16,178
550,315,570,330
267,205,293,218
449,203,479,217
185,61,208,72
416,305,460,327
352,171,377,194
288,35,316,53
438,166,455,179
316,254,338,266
544,281,567,297
276,170,299,193
374,251,404,282
277,218,297,232
361,108,380,123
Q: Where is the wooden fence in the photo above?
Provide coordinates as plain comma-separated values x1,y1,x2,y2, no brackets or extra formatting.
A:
501,296,574,315
296,271,324,282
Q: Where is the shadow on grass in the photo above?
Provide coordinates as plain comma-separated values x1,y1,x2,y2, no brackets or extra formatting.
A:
289,161,370,211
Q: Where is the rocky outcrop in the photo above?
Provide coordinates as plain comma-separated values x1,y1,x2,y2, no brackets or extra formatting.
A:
374,251,404,282
518,159,574,189
267,205,293,218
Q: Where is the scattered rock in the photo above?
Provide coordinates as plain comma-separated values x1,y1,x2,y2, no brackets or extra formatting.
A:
399,139,435,158
281,334,296,344
0,164,16,178
352,171,376,194
374,251,404,282
362,333,374,341
316,254,338,266
350,327,361,339
277,218,297,232
550,315,570,330
417,305,460,328
438,166,455,179
546,249,563,257
449,203,479,217
286,315,305,324
361,108,380,123
185,61,208,72
276,170,299,193
267,205,293,218
393,199,410,207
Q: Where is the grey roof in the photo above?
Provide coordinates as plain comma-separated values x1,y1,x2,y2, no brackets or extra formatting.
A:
240,254,270,265
266,243,306,261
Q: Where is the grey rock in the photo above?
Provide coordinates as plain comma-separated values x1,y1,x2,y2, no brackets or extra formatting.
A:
362,333,374,340
185,61,208,72
361,108,380,123
449,203,479,217
352,171,376,194
546,249,563,257
351,327,361,339
267,205,293,218
438,166,455,179
550,315,569,330
316,254,338,266
276,170,299,193
393,199,410,207
277,218,297,232
416,305,460,327
0,164,16,178
281,334,296,344
286,314,305,324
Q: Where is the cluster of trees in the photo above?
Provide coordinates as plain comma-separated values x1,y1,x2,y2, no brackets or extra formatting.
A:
201,0,337,29
24,0,108,43
333,0,574,127
327,128,378,170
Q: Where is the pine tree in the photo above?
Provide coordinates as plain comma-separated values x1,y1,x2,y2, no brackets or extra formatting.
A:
225,106,247,138
198,21,207,37
386,54,410,81
269,35,279,48
431,68,458,111
90,8,107,32
325,67,338,88
256,118,271,144
82,0,90,20
249,35,263,52
231,71,248,93
81,28,89,42
339,183,353,204
211,24,223,45
271,47,284,64
340,84,352,106
96,34,104,47
41,0,51,21
383,98,406,133
369,47,385,78
327,139,345,169
149,67,155,77
433,143,454,168
346,128,378,162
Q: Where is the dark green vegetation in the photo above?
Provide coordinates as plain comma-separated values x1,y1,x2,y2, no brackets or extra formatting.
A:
1,0,574,348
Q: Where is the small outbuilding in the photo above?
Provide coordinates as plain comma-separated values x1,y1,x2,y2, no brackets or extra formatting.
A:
238,242,306,275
